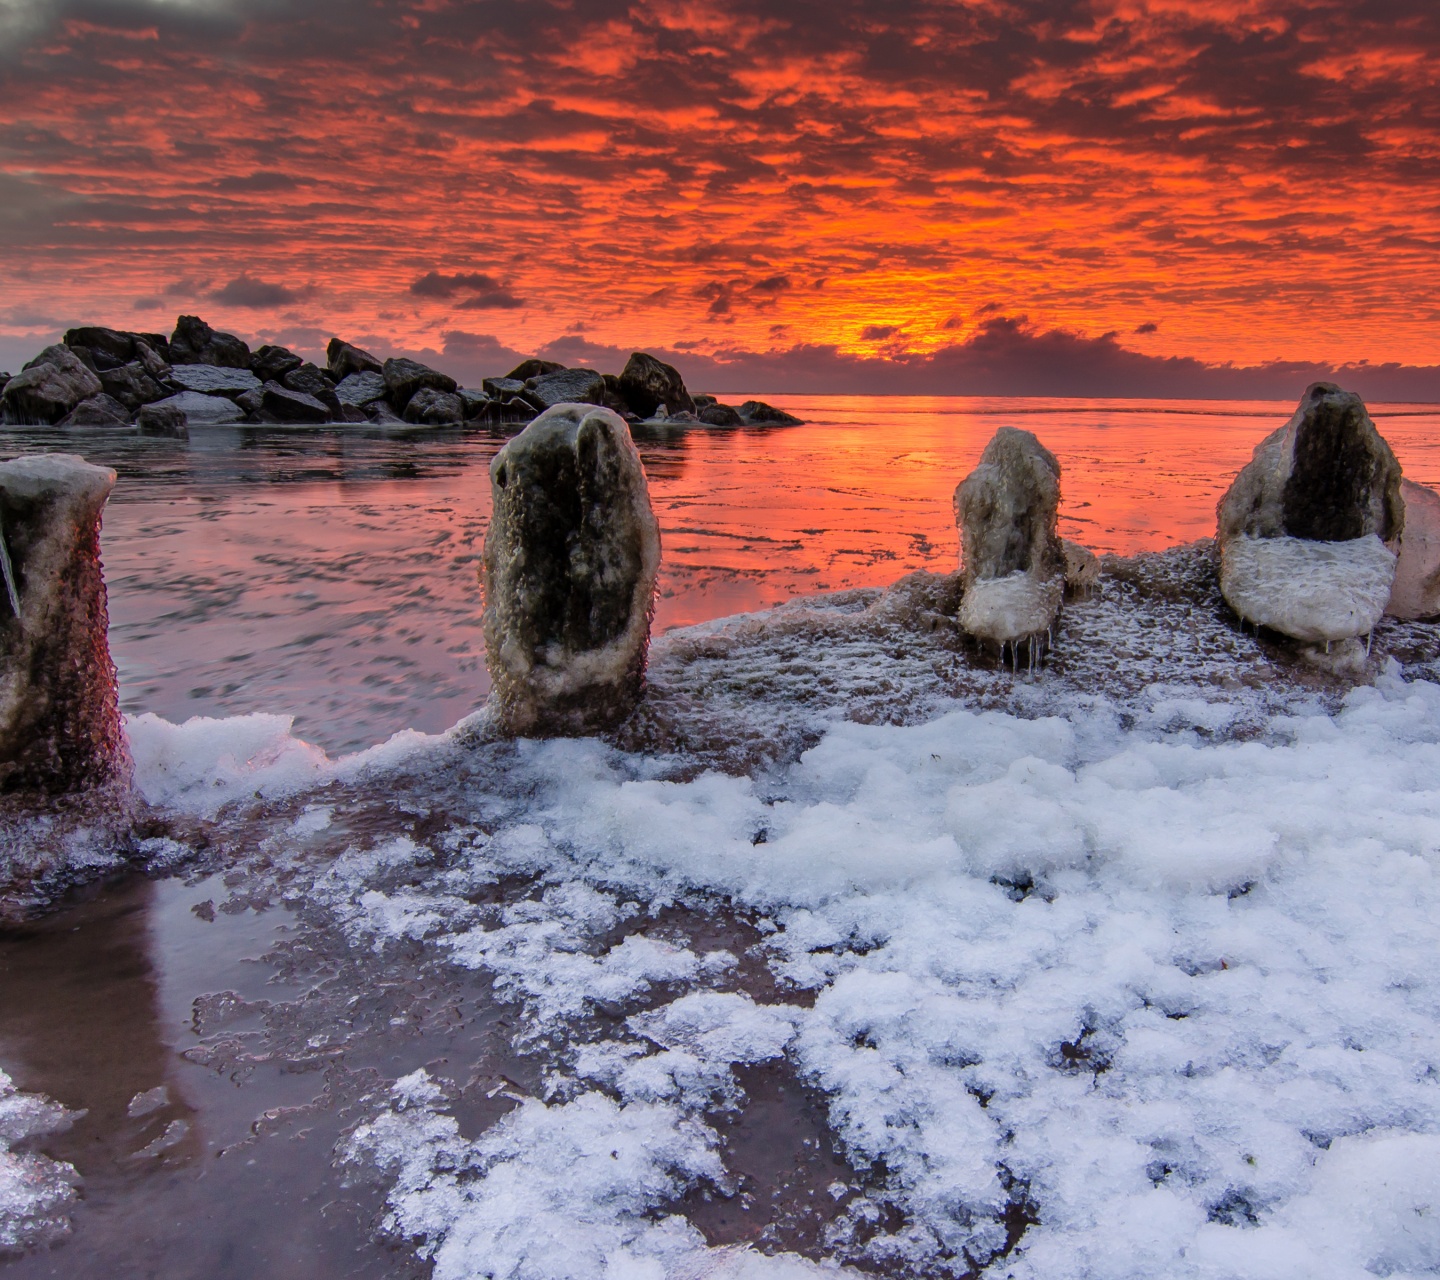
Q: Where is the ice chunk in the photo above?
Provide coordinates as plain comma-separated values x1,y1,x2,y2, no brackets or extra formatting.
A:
1388,477,1440,619
0,1069,79,1250
1219,533,1396,643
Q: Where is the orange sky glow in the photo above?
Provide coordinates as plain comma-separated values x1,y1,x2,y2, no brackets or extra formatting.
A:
1,0,1438,394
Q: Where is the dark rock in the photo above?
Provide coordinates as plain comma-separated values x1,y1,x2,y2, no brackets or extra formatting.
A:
501,397,538,424
506,358,565,382
334,371,388,408
0,454,129,794
383,357,456,410
261,381,330,423
66,344,103,374
97,363,164,411
2,347,103,423
167,363,262,398
235,389,265,416
339,404,369,423
483,404,662,736
282,363,340,415
169,315,251,369
251,344,304,383
465,400,505,427
136,402,189,437
458,388,491,418
1216,383,1403,645
327,338,384,381
147,390,244,425
525,367,606,410
64,326,135,368
482,376,527,400
365,400,407,426
599,373,634,418
134,340,171,381
954,427,1066,646
57,394,132,427
698,402,742,426
619,351,694,418
661,410,701,424
693,394,716,407
736,400,802,426
403,387,464,425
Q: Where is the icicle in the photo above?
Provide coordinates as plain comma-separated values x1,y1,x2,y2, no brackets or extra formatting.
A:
1326,639,1331,656
0,516,19,619
1366,629,1373,657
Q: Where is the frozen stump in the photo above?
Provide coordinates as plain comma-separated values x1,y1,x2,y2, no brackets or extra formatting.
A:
955,427,1068,651
482,404,662,736
0,453,129,793
1217,382,1403,644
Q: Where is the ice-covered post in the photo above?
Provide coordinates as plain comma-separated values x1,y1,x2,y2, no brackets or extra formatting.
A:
0,454,129,793
954,427,1067,660
482,404,662,736
1217,383,1403,650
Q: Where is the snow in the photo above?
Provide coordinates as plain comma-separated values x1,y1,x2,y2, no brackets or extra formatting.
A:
1219,533,1397,643
298,663,1440,1278
0,1069,78,1250
18,546,1440,1277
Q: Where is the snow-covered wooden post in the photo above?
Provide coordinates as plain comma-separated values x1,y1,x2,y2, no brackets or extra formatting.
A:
0,454,129,793
482,404,661,736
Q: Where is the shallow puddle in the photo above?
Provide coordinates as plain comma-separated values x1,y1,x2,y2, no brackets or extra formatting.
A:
0,868,535,1277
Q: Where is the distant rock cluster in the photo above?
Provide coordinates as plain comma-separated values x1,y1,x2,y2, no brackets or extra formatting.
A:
0,316,803,433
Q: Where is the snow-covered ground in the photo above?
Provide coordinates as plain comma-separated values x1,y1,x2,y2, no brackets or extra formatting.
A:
11,545,1440,1277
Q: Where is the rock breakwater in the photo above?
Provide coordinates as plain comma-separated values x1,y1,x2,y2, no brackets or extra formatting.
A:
0,317,803,432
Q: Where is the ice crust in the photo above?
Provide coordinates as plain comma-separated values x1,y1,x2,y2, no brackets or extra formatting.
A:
0,1069,78,1251
1220,533,1397,643
958,570,1064,647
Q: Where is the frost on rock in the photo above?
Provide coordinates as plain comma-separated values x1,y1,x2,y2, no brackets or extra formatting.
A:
955,428,1068,651
1388,478,1440,620
0,453,129,793
0,1068,79,1251
1217,383,1403,643
483,404,662,736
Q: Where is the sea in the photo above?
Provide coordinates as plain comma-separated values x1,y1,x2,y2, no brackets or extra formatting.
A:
6,394,1440,752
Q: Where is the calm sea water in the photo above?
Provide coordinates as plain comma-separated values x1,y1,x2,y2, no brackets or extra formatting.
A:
5,395,1439,752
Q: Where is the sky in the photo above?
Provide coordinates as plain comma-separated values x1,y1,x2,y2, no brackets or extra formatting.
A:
1,0,1438,396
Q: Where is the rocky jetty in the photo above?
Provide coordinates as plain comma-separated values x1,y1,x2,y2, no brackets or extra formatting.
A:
1217,383,1404,646
482,404,662,736
955,427,1069,656
0,454,128,794
0,317,804,432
